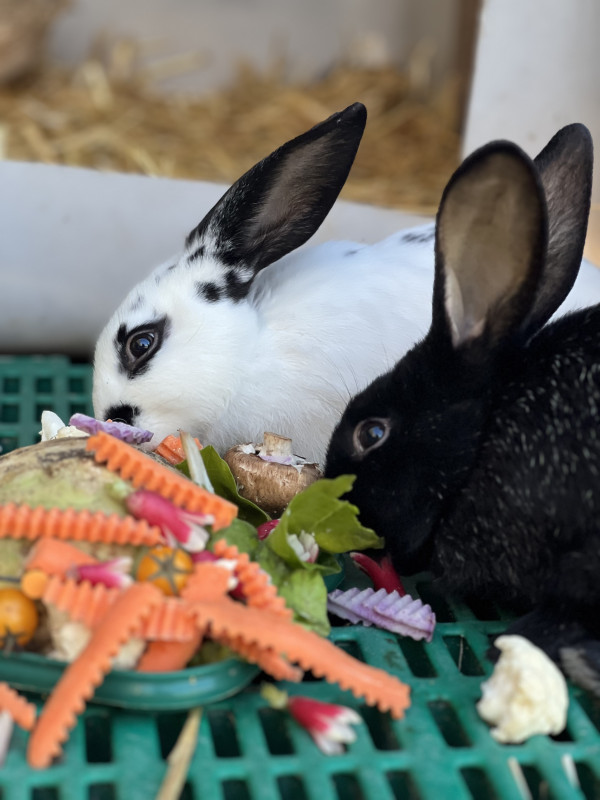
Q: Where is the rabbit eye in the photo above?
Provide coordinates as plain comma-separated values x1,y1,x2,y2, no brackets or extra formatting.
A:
128,331,156,359
353,418,390,454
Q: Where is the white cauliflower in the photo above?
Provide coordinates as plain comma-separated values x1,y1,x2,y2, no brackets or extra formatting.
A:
46,606,146,670
477,634,568,743
39,410,88,442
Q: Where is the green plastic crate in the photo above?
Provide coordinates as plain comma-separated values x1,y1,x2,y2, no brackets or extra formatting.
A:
0,356,599,799
0,356,93,455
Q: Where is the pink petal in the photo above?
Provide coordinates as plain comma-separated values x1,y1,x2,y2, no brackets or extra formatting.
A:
350,552,406,595
69,413,153,444
327,587,436,642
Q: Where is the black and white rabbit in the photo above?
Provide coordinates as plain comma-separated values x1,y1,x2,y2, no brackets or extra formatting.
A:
93,103,600,467
325,122,600,691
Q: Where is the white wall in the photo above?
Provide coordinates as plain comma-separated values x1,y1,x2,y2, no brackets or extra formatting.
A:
48,0,461,93
463,0,600,206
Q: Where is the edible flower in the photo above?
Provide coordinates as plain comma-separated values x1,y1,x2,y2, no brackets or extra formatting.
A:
287,531,319,563
126,489,212,553
261,684,362,755
327,587,436,642
350,552,406,595
69,413,153,444
67,557,133,589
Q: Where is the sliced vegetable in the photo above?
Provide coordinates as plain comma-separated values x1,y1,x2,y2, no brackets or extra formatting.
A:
136,546,194,596
187,594,411,718
327,587,436,642
86,432,238,531
25,538,98,577
198,445,269,526
69,413,154,444
0,502,163,546
126,490,210,552
72,558,133,589
0,588,39,650
27,582,163,769
350,552,406,595
0,682,36,731
137,631,204,672
154,434,202,466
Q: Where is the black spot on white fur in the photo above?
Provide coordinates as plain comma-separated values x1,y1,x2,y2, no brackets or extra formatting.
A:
196,282,222,302
104,403,140,426
401,228,435,244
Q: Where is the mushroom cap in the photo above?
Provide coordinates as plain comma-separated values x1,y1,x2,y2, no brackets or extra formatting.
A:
224,435,322,517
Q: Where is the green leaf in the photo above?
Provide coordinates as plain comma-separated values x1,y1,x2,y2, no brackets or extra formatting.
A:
199,446,269,526
278,570,330,636
274,475,383,557
210,518,259,559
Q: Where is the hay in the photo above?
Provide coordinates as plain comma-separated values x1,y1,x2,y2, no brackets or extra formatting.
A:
0,40,461,214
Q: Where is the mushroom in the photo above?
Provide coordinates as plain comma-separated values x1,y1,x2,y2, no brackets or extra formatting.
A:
223,432,322,517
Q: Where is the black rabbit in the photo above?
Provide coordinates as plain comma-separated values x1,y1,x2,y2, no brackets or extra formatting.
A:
325,123,600,692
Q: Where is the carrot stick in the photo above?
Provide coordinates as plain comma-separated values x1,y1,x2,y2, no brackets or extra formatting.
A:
28,573,196,640
27,582,163,769
0,683,37,731
219,635,303,682
136,630,204,672
188,595,411,718
86,432,237,531
25,539,98,577
0,503,163,546
212,540,291,618
154,434,202,466
179,562,236,603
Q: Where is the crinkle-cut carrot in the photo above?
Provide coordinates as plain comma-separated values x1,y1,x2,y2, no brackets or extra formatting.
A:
138,598,197,642
36,575,120,629
0,682,37,731
180,562,237,603
219,634,303,682
136,630,204,672
213,540,291,619
189,596,411,719
86,432,237,531
154,434,202,466
0,502,163,546
25,539,98,577
33,572,196,640
27,582,163,769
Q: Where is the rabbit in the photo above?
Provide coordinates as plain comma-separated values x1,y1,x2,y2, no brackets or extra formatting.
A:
325,122,600,693
92,102,435,465
93,102,600,468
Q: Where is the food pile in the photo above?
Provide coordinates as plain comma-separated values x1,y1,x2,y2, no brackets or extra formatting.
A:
0,416,413,768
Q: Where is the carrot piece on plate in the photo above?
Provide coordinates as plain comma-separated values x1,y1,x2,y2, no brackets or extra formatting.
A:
154,434,202,466
86,432,237,531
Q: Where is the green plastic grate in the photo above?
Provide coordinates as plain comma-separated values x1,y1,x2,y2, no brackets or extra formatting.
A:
0,356,599,799
0,356,94,455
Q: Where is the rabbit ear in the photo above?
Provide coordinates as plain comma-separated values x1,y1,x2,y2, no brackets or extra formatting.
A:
518,123,594,338
432,141,547,352
184,102,367,291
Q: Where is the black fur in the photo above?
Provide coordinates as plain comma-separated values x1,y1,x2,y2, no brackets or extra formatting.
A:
325,124,599,691
183,103,367,300
114,316,170,378
104,403,140,426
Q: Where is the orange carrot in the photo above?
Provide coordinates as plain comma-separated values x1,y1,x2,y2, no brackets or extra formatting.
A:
136,630,204,672
30,573,196,640
0,503,163,546
27,582,163,769
154,434,202,466
212,540,291,618
180,562,236,603
21,570,50,600
0,682,37,731
219,634,303,682
188,595,411,719
86,432,237,531
25,539,98,577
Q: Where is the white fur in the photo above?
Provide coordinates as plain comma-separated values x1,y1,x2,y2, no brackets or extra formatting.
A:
93,221,600,465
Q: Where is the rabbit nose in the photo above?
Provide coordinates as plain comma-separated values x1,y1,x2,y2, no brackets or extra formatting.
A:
104,404,139,426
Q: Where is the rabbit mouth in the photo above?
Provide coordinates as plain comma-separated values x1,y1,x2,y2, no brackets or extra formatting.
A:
103,404,140,428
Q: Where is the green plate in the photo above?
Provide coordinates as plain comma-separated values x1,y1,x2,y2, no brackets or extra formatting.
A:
0,651,259,711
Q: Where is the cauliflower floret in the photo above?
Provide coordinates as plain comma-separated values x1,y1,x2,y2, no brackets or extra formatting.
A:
47,606,145,670
477,634,569,743
39,410,88,442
